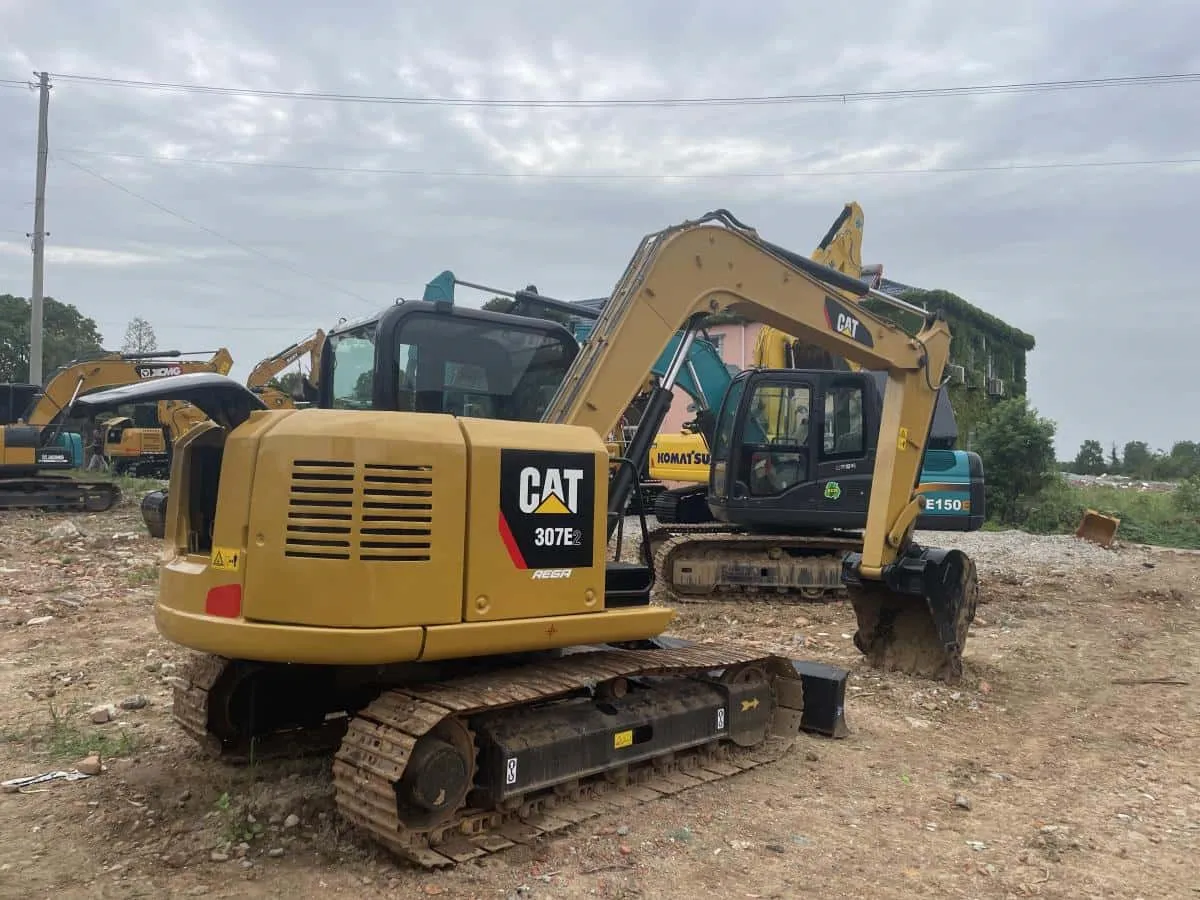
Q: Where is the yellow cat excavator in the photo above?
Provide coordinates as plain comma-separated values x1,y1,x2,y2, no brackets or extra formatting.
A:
0,348,231,510
74,210,977,867
245,329,324,409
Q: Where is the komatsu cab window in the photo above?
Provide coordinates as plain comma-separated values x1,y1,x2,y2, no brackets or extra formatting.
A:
742,381,812,497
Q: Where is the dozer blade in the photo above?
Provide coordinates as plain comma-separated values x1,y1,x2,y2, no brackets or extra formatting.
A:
844,545,978,683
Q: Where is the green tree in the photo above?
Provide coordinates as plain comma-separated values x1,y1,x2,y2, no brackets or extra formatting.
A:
121,316,157,354
1121,441,1153,479
270,371,303,396
0,294,104,382
974,397,1058,524
1072,439,1107,475
482,292,574,325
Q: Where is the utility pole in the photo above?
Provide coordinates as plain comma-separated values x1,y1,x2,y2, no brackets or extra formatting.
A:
28,71,50,386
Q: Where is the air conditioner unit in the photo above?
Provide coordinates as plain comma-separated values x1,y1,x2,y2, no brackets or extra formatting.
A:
945,364,966,385
987,377,1006,397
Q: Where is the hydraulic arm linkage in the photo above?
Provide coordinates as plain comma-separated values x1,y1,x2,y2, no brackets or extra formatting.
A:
541,209,978,681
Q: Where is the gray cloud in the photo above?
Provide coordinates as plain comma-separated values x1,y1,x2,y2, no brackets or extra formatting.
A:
1,0,1197,456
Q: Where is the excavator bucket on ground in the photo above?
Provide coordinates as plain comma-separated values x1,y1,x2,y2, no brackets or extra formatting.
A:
1075,508,1120,548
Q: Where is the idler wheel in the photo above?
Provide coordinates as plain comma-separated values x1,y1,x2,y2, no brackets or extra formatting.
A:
393,718,476,829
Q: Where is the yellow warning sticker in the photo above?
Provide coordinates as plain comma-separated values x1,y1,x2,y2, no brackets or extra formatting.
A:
210,546,241,572
613,729,633,749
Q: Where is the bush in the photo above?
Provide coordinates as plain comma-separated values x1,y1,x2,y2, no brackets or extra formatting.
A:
1017,479,1200,550
1020,475,1086,534
1174,475,1200,517
974,397,1057,524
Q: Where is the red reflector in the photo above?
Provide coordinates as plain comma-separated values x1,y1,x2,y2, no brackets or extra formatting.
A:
205,584,242,618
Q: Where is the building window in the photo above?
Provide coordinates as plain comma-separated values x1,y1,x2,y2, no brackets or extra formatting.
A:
707,333,724,354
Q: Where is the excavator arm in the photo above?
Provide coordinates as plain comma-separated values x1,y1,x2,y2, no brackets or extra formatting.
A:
752,201,872,372
21,348,234,427
543,210,948,579
245,330,325,408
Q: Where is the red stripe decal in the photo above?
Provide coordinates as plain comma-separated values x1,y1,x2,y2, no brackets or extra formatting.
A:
497,510,528,569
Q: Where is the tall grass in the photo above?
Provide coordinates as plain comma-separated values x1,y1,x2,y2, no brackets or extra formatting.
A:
1019,476,1200,549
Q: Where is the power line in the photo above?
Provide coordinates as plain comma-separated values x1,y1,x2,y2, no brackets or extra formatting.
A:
97,319,320,334
46,71,1200,108
55,147,1200,180
55,154,376,307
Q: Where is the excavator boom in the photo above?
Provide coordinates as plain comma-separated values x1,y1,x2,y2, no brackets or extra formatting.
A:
542,210,947,577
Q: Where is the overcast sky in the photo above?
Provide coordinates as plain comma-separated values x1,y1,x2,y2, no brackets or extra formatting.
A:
1,1,1197,458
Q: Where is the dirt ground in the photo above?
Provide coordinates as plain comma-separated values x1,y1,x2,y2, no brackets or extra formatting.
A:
1,499,1197,900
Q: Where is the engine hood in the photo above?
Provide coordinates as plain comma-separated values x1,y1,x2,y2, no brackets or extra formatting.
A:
71,372,270,430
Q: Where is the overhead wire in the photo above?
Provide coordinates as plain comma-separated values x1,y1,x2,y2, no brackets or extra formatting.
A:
55,154,376,308
53,148,1200,180
45,71,1200,108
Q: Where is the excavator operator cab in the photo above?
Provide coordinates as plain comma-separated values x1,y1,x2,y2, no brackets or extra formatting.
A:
318,300,580,420
707,367,983,533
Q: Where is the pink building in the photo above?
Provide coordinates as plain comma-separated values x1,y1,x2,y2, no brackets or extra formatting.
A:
659,321,766,433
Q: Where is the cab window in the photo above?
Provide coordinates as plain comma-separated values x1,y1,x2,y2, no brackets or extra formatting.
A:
822,382,865,458
740,382,811,497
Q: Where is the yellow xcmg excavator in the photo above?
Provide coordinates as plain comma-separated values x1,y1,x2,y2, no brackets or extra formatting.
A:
100,349,235,478
246,329,324,409
0,348,231,510
74,209,977,867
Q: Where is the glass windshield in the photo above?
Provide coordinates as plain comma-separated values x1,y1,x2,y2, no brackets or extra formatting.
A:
391,313,574,421
711,375,747,459
327,321,378,409
325,311,576,420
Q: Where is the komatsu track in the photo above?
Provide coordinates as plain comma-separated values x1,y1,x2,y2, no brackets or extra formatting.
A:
0,475,120,512
171,642,848,869
650,531,980,683
651,530,859,603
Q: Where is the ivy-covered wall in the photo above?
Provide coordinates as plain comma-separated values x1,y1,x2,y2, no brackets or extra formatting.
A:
861,282,1035,449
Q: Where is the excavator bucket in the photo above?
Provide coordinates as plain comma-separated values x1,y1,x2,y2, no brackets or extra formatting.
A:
1075,508,1119,548
845,547,979,683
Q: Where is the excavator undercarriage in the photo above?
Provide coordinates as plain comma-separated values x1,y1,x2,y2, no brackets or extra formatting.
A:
170,639,846,868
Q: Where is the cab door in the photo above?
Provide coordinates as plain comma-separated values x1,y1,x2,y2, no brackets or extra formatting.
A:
725,372,816,503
